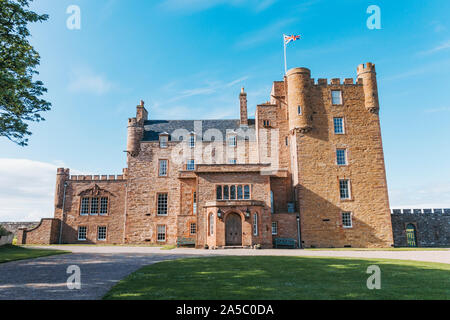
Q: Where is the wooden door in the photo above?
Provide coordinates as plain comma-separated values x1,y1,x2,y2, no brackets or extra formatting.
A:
406,224,417,247
226,213,242,246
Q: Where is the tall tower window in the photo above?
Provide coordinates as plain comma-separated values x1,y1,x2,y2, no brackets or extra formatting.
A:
336,149,347,165
157,193,168,216
332,90,343,105
297,105,302,115
189,134,196,148
333,117,344,134
159,160,168,176
339,179,351,200
253,213,258,236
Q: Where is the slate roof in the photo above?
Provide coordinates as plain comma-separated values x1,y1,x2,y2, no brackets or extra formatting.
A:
143,119,256,142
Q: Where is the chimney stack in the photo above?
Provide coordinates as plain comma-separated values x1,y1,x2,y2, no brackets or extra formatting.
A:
240,87,248,126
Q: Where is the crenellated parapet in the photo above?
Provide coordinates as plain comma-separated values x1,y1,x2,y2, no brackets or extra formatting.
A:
357,62,380,114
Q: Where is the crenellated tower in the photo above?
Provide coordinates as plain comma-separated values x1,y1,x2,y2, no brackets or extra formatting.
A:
357,62,380,114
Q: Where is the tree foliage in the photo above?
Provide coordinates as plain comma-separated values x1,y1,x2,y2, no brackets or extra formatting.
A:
0,0,51,146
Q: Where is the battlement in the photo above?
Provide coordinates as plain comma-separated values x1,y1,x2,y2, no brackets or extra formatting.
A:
69,174,126,181
57,168,70,175
357,62,376,76
128,117,138,126
391,208,450,215
313,78,362,86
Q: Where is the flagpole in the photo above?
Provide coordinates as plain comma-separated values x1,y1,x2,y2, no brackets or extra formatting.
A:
283,35,287,75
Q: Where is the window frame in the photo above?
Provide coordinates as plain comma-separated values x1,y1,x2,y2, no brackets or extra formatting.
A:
342,212,353,228
336,148,348,166
157,193,169,216
297,105,302,115
97,226,107,241
159,159,168,177
339,179,351,200
253,213,258,236
90,197,99,215
209,213,214,236
80,197,90,216
272,222,278,235
190,223,196,235
189,134,196,148
216,184,251,201
331,90,343,105
99,197,108,215
186,159,195,171
78,226,87,241
157,225,166,242
333,117,345,135
228,135,237,148
159,134,169,148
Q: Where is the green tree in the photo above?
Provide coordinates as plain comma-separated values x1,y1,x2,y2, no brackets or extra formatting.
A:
0,0,51,146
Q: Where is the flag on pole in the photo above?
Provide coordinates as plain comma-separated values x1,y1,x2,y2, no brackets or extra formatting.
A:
284,34,301,45
283,34,301,74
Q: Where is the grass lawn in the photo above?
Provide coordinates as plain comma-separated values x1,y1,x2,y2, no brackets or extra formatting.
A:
104,256,450,300
0,245,69,263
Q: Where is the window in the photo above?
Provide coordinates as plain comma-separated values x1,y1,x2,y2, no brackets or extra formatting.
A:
157,193,168,216
332,90,343,105
253,213,258,236
157,225,166,242
216,184,251,200
90,198,99,215
100,197,108,215
263,120,271,127
336,149,347,165
78,226,87,241
189,134,195,148
333,117,344,134
297,105,302,115
209,213,214,236
187,159,195,171
159,160,168,176
272,222,278,235
285,137,288,146
193,192,197,214
190,223,196,235
97,226,107,241
229,159,237,164
81,198,90,215
228,135,237,147
159,135,168,148
339,179,351,200
342,212,352,228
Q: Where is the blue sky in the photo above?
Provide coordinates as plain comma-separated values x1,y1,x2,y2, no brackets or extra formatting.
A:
1,0,450,221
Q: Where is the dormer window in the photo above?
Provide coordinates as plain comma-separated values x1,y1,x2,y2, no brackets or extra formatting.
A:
159,133,169,148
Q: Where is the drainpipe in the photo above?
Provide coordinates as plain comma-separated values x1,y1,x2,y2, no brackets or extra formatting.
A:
296,214,302,249
122,183,128,244
58,182,68,244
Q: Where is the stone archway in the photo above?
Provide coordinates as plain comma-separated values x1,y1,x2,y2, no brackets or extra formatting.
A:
225,213,242,246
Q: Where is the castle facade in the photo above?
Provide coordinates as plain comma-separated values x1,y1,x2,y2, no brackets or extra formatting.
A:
18,63,394,248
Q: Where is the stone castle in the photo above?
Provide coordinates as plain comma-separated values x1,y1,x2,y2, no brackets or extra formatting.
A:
17,63,396,248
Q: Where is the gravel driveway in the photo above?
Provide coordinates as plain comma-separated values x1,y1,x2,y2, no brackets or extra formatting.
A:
0,252,198,300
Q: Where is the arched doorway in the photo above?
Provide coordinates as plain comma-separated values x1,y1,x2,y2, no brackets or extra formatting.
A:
226,213,242,246
406,224,417,247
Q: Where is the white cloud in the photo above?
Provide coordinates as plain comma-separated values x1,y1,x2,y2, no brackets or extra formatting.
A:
389,182,450,209
0,159,84,222
424,106,450,113
68,67,115,95
419,40,450,55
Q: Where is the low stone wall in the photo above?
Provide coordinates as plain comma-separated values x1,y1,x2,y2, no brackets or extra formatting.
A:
0,234,14,246
0,222,39,236
391,210,450,247
17,218,61,245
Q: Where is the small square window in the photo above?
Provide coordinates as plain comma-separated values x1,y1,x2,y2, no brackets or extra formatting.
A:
78,226,87,241
342,212,352,228
229,159,237,164
334,117,344,134
336,149,347,165
332,90,343,105
97,226,107,241
263,120,271,127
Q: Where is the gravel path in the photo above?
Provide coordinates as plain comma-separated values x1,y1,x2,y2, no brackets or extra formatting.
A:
0,252,198,300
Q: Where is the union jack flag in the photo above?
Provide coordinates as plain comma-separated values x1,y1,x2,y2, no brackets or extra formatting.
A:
284,34,301,45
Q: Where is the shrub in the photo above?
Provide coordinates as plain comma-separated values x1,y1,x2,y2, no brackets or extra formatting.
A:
0,226,12,237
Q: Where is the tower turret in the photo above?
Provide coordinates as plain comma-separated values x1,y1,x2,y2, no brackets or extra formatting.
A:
286,67,313,132
357,62,380,113
127,100,147,157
